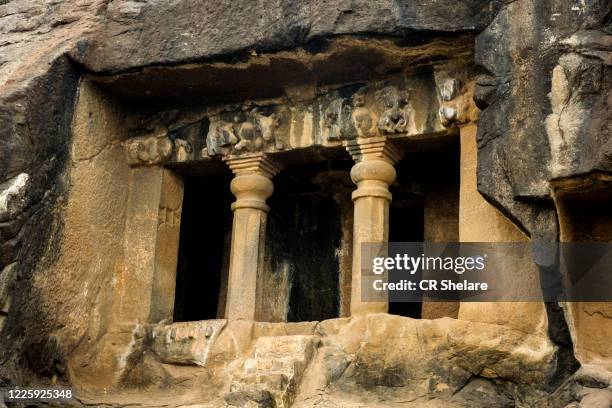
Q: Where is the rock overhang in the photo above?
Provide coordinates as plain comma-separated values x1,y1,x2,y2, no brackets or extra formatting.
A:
70,0,498,74
77,35,477,173
85,35,475,108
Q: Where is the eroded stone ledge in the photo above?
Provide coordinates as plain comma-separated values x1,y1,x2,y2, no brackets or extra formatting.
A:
76,314,559,407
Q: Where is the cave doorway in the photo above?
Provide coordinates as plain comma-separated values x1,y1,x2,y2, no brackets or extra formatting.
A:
388,193,425,318
387,144,460,319
173,173,233,322
262,159,352,322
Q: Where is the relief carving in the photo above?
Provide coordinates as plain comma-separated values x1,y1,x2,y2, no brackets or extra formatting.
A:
438,105,459,127
351,91,377,138
375,86,412,134
323,85,414,141
324,98,343,128
235,111,283,153
436,78,478,128
126,132,174,166
439,78,460,102
203,119,238,157
254,111,282,149
324,98,351,140
203,109,283,158
235,121,262,152
438,78,461,127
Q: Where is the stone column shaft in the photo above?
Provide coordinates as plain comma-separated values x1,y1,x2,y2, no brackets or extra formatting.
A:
224,153,281,320
121,167,183,324
345,137,403,315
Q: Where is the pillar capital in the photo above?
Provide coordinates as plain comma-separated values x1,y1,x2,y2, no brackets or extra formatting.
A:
223,152,282,178
343,136,403,165
224,153,283,213
344,137,404,203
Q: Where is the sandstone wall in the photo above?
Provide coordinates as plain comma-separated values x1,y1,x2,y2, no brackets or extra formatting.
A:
458,124,547,335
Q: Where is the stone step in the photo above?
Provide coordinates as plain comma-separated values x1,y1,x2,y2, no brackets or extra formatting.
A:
225,335,319,408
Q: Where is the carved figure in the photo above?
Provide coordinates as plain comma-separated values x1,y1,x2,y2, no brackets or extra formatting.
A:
437,78,471,128
324,98,350,140
324,98,343,127
203,110,282,157
351,91,376,137
253,111,279,144
235,111,283,153
235,121,263,153
126,133,173,165
204,120,238,157
375,86,411,134
439,78,460,101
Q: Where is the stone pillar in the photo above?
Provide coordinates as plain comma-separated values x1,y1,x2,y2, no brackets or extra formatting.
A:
344,137,403,315
121,166,184,324
223,153,281,321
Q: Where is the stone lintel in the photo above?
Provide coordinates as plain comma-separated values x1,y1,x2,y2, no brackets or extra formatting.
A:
343,136,404,164
223,153,282,178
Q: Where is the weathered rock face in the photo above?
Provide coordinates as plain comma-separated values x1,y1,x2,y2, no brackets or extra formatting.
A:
0,0,610,407
75,315,563,407
473,0,611,239
0,56,80,384
72,0,499,73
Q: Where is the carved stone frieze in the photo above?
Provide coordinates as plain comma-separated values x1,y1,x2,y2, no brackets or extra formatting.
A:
324,98,343,129
125,131,174,166
235,111,282,153
203,109,283,158
438,105,459,127
151,320,227,367
130,75,445,164
322,84,415,141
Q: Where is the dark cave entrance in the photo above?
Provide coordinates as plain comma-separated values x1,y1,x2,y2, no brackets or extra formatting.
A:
388,193,425,319
387,144,460,319
173,173,233,322
264,160,351,322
